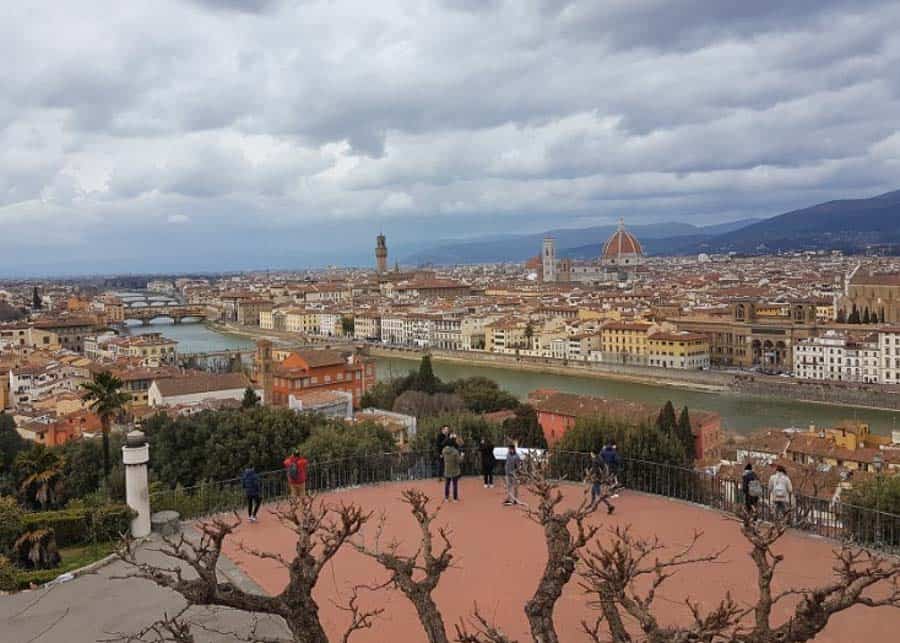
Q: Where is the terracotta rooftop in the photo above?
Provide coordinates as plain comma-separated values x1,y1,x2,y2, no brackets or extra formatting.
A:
153,372,249,398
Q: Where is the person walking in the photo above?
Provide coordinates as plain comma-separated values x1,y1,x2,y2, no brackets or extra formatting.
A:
479,437,496,488
741,462,761,517
601,441,621,496
436,425,451,480
588,450,615,514
503,444,521,506
241,465,261,522
283,449,308,499
442,434,462,502
768,464,793,522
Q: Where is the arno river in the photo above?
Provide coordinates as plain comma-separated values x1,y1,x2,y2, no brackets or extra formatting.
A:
130,321,900,437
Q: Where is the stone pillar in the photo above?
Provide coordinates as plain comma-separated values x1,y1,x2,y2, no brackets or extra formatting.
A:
122,430,151,538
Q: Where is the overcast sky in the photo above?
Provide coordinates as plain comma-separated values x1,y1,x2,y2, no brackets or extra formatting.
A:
2,0,899,275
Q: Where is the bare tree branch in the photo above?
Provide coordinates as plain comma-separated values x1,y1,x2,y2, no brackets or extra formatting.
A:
454,603,517,643
354,488,452,643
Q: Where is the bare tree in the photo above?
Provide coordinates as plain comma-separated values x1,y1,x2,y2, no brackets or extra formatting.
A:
353,488,453,643
579,526,739,642
454,604,516,643
116,497,372,643
517,455,601,643
579,513,900,643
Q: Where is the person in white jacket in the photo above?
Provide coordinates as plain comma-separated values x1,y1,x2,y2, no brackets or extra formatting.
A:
768,465,793,522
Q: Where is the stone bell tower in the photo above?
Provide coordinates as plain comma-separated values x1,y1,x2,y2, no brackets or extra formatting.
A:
375,234,388,274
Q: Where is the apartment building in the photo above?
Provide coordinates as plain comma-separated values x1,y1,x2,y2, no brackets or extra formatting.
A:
880,327,900,384
647,332,710,370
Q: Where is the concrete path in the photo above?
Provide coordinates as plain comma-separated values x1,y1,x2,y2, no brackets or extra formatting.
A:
0,532,287,643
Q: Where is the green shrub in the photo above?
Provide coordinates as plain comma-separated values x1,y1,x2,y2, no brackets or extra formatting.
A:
20,504,134,547
0,555,15,592
0,496,24,555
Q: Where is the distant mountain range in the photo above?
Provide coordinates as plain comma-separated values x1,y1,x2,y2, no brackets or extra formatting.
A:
402,189,900,264
402,219,761,265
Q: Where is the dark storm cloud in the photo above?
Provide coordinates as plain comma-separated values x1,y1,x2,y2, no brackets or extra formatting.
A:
0,0,899,274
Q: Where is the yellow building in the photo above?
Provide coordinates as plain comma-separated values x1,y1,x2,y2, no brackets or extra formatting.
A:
647,332,710,370
600,321,653,357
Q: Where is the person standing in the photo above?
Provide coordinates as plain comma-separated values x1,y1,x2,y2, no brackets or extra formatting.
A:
588,450,616,514
283,449,308,499
442,435,462,502
241,465,261,522
768,465,793,522
503,444,521,506
741,462,761,517
601,441,621,496
436,425,451,480
479,437,496,488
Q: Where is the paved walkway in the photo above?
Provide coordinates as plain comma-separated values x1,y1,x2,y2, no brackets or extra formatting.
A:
223,478,900,642
0,532,287,643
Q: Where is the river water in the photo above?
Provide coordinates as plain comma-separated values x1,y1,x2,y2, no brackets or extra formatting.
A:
377,355,900,437
125,322,900,437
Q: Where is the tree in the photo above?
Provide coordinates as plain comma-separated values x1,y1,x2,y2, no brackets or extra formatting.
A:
848,304,861,324
392,390,465,418
117,497,373,643
341,316,354,336
354,489,453,643
298,421,395,463
416,355,439,394
32,286,42,310
501,405,547,448
241,386,260,409
60,434,125,502
450,377,519,413
836,308,847,323
0,413,25,485
580,514,900,642
81,370,132,478
624,422,686,466
518,456,599,643
14,444,65,510
555,417,628,454
524,321,535,348
655,401,677,436
411,413,501,453
863,307,871,324
675,406,695,463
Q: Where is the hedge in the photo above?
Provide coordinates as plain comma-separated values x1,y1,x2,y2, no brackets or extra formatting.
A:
20,504,135,548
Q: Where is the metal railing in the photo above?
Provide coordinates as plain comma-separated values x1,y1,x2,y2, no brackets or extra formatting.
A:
149,449,900,552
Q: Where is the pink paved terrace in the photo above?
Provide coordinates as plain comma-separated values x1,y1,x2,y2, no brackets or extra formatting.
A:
220,479,900,642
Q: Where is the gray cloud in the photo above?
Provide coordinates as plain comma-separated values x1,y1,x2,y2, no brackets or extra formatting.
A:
0,0,899,275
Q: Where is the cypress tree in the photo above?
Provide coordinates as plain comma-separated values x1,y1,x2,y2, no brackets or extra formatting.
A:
863,307,871,324
655,401,677,436
676,406,695,463
417,354,438,394
836,308,846,323
848,305,860,324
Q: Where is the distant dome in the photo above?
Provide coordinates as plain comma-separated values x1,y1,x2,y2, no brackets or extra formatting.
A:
601,219,643,265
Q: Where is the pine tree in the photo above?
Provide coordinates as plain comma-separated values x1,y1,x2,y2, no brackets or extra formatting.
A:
417,354,438,394
848,305,861,324
863,307,871,324
675,406,695,463
655,401,677,436
880,308,886,324
241,387,260,409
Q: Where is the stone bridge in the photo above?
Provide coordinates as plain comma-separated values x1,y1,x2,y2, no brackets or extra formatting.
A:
117,304,208,326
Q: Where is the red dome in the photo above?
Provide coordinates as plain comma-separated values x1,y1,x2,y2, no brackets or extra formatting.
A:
602,221,643,261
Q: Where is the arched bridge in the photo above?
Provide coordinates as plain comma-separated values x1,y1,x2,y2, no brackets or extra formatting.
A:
120,304,208,326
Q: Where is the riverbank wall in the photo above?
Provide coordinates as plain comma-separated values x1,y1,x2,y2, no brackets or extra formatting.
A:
369,346,900,412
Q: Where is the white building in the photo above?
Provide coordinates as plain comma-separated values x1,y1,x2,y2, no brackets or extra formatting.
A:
148,372,256,408
879,327,900,384
794,330,880,383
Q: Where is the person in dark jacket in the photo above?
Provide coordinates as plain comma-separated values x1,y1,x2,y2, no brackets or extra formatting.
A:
479,438,496,488
435,425,451,480
588,451,615,514
442,434,463,502
241,466,261,522
741,462,761,517
503,444,521,506
600,442,621,494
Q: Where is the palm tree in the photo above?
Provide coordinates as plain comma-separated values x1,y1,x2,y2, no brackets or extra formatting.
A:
15,445,65,510
81,371,132,478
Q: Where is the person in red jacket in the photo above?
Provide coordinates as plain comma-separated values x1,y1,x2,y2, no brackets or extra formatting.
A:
283,449,308,498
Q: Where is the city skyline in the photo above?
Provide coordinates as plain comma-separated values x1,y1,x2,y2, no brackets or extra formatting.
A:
2,1,900,275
